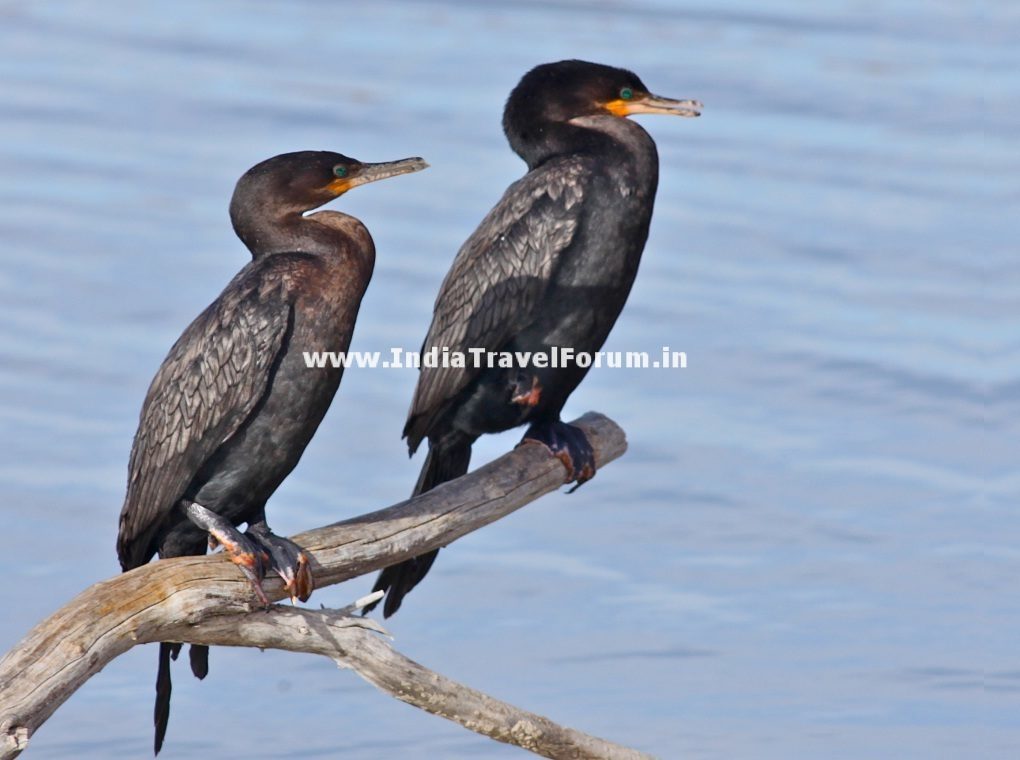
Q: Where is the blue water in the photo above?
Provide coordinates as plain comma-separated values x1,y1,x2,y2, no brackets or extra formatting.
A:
0,1,1014,757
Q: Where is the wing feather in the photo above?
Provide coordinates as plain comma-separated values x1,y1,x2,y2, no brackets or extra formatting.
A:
404,156,591,449
116,267,292,569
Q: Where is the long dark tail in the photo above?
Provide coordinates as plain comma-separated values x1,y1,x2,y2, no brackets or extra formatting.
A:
153,642,208,755
366,438,472,617
154,643,177,755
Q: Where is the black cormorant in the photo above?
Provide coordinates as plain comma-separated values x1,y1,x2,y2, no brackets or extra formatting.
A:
367,59,700,617
116,150,427,753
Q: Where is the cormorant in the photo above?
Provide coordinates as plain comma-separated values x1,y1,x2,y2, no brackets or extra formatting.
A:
367,60,700,617
116,150,427,753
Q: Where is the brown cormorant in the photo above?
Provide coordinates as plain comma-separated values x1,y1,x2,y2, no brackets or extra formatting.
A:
367,59,700,617
116,150,427,753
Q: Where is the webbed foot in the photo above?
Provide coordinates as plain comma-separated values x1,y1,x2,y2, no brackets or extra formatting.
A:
246,522,314,604
518,420,596,491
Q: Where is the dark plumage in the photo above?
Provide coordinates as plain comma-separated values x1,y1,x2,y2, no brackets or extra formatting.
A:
116,149,426,753
368,59,700,617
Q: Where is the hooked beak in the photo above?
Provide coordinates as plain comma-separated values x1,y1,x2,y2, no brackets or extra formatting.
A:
327,156,429,195
605,93,702,118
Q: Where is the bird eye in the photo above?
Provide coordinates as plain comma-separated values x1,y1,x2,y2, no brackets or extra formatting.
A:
619,87,634,100
333,166,348,178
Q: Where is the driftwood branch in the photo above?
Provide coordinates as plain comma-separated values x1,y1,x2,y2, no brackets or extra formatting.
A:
183,603,650,760
0,413,641,759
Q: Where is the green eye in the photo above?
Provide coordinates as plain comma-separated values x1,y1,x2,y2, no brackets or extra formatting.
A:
619,87,634,100
333,166,348,178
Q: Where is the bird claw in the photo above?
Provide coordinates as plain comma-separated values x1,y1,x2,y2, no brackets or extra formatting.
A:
286,552,314,605
270,552,313,605
244,528,315,604
518,420,596,487
234,561,271,607
207,528,272,606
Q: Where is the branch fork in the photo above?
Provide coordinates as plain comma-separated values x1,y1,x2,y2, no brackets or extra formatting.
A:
0,413,648,760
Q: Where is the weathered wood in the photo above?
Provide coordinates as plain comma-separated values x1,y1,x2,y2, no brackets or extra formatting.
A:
0,413,636,759
180,604,653,760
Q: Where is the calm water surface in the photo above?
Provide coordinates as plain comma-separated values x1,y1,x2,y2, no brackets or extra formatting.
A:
0,1,1014,757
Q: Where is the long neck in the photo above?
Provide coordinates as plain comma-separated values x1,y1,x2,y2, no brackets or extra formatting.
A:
511,116,658,182
567,114,659,193
508,119,607,169
230,198,357,261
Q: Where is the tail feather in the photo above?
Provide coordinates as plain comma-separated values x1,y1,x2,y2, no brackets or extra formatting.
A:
154,642,180,755
153,642,206,754
373,550,440,617
189,644,209,680
365,439,472,617
411,438,472,495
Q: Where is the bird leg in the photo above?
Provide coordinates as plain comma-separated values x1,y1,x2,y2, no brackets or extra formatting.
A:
518,420,596,491
183,501,271,606
245,520,314,604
